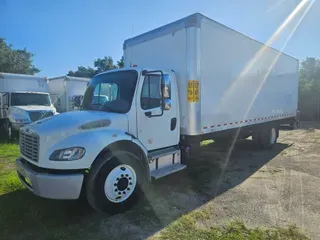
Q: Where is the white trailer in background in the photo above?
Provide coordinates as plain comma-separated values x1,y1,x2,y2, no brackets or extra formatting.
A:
48,76,90,113
0,72,57,138
16,13,298,214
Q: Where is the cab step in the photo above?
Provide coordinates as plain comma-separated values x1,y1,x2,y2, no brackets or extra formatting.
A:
148,145,180,160
151,163,187,180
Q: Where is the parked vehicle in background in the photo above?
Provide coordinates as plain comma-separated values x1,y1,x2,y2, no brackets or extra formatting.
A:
16,13,298,213
48,76,90,113
0,72,57,138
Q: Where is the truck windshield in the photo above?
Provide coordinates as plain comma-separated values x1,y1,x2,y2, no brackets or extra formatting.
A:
11,93,51,106
82,70,138,113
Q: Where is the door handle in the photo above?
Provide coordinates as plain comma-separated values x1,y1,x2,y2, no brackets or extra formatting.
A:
171,118,177,131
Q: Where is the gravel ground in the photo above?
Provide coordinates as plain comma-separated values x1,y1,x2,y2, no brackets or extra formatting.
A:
140,122,320,239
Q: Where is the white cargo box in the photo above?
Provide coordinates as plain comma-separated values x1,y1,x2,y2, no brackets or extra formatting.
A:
48,76,90,112
0,72,48,93
124,13,298,136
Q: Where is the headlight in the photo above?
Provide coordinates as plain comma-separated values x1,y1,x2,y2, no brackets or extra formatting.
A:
49,147,86,161
11,117,30,123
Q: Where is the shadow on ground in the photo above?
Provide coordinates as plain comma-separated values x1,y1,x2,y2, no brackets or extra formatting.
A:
0,139,289,239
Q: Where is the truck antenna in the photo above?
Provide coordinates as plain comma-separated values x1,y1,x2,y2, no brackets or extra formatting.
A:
130,24,134,67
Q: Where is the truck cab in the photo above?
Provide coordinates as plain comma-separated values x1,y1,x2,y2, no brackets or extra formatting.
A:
78,68,180,151
1,91,57,138
16,68,182,213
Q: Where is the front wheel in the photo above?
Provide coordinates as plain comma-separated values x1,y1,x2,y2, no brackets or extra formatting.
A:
4,121,17,140
85,151,144,214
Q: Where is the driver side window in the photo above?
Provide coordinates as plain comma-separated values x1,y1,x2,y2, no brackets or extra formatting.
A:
141,75,161,110
92,83,118,105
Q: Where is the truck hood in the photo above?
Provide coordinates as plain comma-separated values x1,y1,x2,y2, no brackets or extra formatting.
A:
23,110,129,138
13,105,55,112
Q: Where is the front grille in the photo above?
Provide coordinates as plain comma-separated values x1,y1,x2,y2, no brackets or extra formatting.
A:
20,131,39,162
28,111,53,122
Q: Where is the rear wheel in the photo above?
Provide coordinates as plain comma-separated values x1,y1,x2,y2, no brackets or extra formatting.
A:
252,126,278,149
85,151,144,214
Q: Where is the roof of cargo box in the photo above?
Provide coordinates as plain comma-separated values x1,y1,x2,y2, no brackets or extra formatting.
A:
123,13,297,61
49,76,91,82
11,91,49,94
0,72,48,81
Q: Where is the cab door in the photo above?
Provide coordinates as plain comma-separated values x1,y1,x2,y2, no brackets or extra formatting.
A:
136,70,179,151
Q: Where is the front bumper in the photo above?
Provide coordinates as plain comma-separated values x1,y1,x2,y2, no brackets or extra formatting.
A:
16,157,84,200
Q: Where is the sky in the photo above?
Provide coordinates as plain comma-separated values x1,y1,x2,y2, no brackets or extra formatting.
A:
0,0,319,77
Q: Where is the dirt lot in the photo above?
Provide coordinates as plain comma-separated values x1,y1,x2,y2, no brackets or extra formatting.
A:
0,122,319,239
144,122,320,239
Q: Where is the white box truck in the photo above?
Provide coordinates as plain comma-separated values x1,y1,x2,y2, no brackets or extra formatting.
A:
48,76,90,113
16,13,298,213
0,73,57,138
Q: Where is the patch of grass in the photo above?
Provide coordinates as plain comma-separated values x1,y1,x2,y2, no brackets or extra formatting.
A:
0,140,20,160
0,141,21,191
201,140,214,146
258,168,283,174
0,171,23,194
0,141,21,194
0,188,95,239
0,141,98,239
280,150,288,156
156,209,309,240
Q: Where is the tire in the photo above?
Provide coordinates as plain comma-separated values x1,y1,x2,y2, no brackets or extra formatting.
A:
85,150,144,214
4,121,17,140
253,126,278,149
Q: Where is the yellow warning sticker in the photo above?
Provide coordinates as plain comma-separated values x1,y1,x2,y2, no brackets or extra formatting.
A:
187,80,199,102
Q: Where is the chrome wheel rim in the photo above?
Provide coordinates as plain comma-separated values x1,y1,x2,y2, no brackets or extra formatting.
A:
104,164,137,203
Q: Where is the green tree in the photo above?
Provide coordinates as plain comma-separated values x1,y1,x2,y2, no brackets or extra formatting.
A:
0,38,40,74
299,57,320,120
94,56,117,73
117,56,124,68
67,66,96,78
68,56,124,78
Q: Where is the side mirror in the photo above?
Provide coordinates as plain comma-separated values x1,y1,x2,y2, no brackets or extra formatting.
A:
163,99,171,110
74,102,80,108
73,96,81,107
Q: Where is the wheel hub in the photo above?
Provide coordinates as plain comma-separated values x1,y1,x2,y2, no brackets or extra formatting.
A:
117,177,129,191
104,164,137,203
